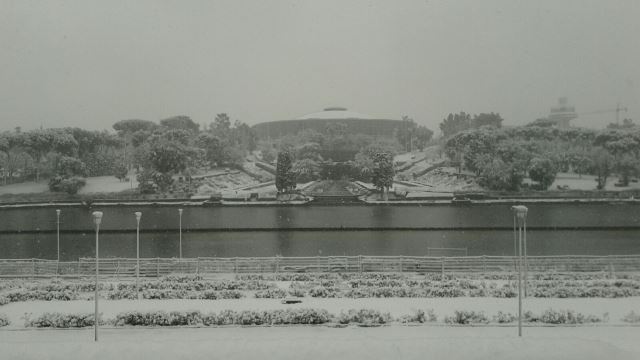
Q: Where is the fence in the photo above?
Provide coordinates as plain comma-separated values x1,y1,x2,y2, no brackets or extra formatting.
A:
1,255,639,279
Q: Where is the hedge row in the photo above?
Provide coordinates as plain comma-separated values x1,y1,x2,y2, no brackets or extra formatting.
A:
237,272,638,282
107,289,244,300
20,308,620,328
114,308,333,326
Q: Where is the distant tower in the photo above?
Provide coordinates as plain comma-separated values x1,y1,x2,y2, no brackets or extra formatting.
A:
548,97,578,128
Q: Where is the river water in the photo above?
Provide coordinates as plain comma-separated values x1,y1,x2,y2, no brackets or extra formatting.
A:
1,202,639,260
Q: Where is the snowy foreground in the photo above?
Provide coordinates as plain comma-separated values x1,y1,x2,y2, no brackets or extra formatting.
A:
2,326,640,360
1,297,640,359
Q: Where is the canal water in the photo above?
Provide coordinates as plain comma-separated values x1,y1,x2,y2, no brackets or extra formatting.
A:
1,202,639,260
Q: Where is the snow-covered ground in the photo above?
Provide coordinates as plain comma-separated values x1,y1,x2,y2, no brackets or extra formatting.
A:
1,325,639,360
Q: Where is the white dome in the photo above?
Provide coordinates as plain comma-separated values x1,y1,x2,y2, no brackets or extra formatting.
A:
296,107,375,120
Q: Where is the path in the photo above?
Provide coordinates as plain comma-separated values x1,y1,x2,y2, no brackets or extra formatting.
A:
1,326,639,360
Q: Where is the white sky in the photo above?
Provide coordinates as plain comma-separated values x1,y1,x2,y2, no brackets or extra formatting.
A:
0,0,638,132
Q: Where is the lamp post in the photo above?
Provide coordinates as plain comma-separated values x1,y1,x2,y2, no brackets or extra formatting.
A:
56,209,61,276
135,212,142,300
92,211,103,342
178,208,183,260
511,205,528,337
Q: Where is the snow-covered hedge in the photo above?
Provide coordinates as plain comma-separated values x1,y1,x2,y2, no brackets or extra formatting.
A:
0,313,9,327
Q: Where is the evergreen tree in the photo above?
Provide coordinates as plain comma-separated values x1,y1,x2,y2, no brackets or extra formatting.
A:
275,150,296,193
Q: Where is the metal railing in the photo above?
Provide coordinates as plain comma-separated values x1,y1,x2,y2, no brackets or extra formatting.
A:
0,255,638,278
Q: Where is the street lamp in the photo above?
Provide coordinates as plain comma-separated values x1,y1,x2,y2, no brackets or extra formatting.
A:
56,209,61,276
92,211,103,342
178,208,183,260
135,212,142,300
511,205,528,337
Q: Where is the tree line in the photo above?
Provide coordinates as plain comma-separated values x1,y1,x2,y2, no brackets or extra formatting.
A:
443,124,640,191
0,113,257,195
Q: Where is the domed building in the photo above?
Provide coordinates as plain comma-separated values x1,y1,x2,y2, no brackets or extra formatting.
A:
253,107,405,140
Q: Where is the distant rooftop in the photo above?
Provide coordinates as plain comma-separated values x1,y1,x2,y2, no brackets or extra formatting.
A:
296,107,376,120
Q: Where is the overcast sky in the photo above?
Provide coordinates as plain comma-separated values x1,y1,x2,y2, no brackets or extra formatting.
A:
1,0,638,133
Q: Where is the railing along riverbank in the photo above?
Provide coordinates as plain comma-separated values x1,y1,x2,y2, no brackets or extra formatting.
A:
0,255,639,278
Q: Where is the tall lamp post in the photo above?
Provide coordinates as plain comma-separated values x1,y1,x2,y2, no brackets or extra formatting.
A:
511,205,528,337
135,212,142,300
178,208,183,260
92,211,103,342
56,209,61,277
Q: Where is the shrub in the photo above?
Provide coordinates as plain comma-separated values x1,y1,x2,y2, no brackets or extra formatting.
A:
48,176,87,194
287,288,306,297
0,296,9,306
254,288,288,299
493,311,517,323
114,310,204,326
309,286,340,298
338,309,392,325
5,290,79,302
622,311,640,323
24,312,97,328
532,309,604,324
0,313,9,327
400,309,437,323
444,310,489,325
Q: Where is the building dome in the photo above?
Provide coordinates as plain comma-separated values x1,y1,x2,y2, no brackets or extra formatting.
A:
296,107,375,120
253,107,403,140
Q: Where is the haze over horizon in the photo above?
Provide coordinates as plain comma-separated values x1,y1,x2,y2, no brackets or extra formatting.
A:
1,0,638,133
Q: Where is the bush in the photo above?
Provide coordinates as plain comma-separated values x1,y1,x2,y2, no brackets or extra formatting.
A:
24,312,97,328
114,163,128,181
529,309,604,324
338,309,392,325
493,311,517,323
400,309,437,323
0,296,9,306
444,310,489,325
5,290,79,303
254,288,288,299
622,311,640,323
309,286,340,298
48,176,87,194
0,313,9,327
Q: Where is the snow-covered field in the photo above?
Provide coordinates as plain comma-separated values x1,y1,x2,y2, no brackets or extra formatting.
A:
2,325,639,360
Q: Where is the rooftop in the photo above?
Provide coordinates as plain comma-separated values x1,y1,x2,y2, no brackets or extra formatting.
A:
296,107,376,120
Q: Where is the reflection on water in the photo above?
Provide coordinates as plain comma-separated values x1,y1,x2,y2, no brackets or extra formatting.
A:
1,202,640,260
3,229,639,260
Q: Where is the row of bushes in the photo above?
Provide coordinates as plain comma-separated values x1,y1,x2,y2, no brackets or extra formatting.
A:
1,290,80,304
21,308,630,328
443,309,607,325
107,289,244,300
304,284,637,299
2,285,634,305
113,279,274,292
236,272,638,282
8,277,274,293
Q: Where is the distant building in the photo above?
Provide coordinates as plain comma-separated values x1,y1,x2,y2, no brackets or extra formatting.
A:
547,97,578,128
252,107,405,140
